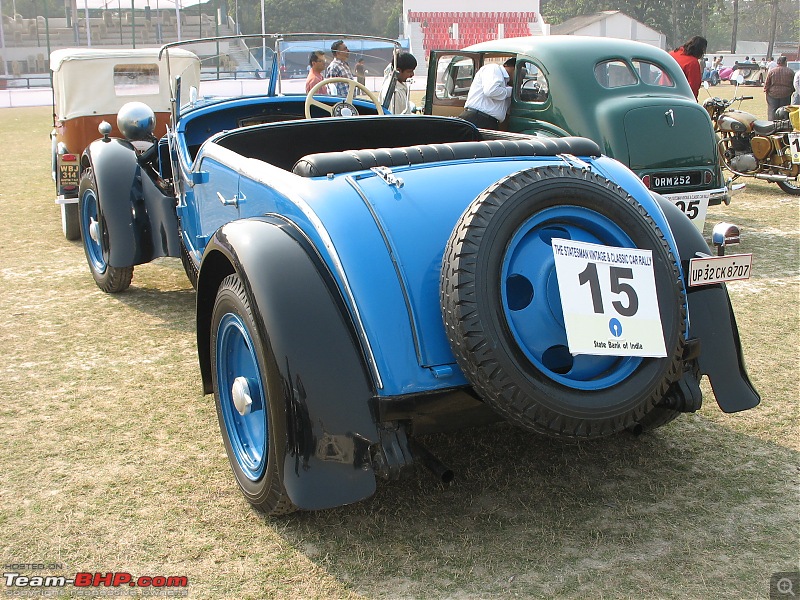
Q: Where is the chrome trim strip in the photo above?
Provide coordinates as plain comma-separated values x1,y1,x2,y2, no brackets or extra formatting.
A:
345,173,424,366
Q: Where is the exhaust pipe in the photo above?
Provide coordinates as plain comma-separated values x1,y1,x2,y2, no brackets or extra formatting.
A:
723,165,793,182
410,440,454,483
754,173,792,182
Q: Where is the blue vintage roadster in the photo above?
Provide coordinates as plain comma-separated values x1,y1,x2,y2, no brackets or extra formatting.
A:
76,35,760,515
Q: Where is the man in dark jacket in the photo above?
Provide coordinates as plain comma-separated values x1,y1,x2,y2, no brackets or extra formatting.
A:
764,56,795,120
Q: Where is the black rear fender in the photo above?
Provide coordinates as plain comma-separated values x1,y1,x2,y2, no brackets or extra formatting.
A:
83,138,181,267
196,216,380,510
654,195,760,412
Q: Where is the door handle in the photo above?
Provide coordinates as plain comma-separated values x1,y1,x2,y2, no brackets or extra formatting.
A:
216,191,246,208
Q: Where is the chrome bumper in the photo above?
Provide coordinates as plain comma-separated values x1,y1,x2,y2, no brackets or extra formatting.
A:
709,184,739,206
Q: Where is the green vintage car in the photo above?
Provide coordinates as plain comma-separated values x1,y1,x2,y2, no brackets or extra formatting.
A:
425,36,731,215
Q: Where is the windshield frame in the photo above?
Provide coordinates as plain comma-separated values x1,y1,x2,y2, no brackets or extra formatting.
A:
159,33,404,120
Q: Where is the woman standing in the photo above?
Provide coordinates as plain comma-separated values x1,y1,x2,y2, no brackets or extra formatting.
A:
669,36,708,99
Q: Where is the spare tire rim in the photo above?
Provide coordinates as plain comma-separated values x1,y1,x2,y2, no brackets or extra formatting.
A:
500,205,641,390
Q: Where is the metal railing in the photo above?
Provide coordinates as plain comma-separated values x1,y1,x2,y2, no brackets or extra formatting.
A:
0,75,52,89
2,69,270,90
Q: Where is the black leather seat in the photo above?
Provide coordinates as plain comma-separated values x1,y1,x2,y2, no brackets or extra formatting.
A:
214,115,480,171
753,119,792,135
292,137,601,177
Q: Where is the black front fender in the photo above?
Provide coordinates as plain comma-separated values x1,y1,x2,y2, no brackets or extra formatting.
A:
196,216,380,510
655,195,760,412
83,138,181,267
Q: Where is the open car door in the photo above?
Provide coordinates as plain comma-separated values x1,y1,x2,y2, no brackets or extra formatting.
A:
424,51,482,117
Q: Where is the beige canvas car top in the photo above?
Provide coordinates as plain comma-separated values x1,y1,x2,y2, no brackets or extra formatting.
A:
51,48,200,120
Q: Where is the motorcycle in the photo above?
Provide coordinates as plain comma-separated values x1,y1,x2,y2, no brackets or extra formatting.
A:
703,79,800,195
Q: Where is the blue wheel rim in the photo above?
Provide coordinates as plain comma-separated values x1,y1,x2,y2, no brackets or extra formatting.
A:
500,205,642,390
80,188,106,275
216,313,267,481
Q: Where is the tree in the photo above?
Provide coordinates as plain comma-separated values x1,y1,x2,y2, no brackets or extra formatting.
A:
766,0,780,58
730,0,797,55
540,0,797,54
672,0,682,45
701,0,708,36
9,0,66,19
233,0,396,36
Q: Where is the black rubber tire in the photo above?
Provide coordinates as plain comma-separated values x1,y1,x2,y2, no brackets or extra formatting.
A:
633,406,681,432
61,202,81,241
180,238,199,289
78,169,134,293
441,166,687,439
54,139,81,240
632,363,701,433
777,179,800,196
211,274,297,515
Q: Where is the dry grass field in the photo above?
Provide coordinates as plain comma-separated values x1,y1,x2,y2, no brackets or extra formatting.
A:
0,84,797,599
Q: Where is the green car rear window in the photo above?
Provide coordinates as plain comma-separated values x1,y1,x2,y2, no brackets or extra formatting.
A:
594,60,637,88
632,60,674,87
594,59,675,88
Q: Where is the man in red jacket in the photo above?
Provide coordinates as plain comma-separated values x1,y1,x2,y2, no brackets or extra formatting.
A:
669,36,708,99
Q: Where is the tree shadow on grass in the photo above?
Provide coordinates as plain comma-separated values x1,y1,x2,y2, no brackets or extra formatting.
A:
274,417,798,599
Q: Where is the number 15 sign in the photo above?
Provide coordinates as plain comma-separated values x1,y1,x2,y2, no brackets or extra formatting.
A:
551,239,667,357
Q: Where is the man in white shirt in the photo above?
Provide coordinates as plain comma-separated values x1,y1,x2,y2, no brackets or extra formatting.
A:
458,58,516,129
380,52,418,114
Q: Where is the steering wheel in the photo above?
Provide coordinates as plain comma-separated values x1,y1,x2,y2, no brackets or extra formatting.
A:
304,77,385,119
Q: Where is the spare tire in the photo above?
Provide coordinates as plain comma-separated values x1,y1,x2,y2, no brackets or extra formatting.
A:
440,166,686,438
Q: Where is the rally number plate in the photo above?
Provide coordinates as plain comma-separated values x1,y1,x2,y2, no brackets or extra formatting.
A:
788,132,800,164
551,239,667,358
